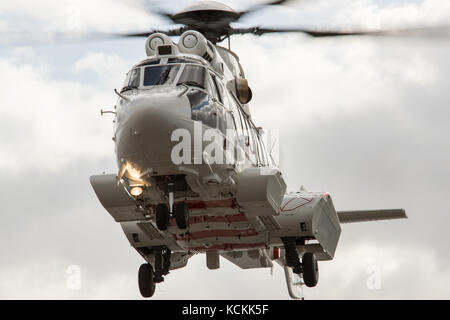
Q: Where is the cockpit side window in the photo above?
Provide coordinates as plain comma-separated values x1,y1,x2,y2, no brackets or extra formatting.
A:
129,69,140,87
143,65,180,86
122,71,131,88
121,68,140,92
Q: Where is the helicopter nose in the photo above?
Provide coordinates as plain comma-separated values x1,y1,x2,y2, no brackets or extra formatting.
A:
115,93,191,175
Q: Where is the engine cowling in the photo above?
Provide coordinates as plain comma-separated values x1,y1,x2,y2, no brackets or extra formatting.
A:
178,30,215,63
145,33,173,56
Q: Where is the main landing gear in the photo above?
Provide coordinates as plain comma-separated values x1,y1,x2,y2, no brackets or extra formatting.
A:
138,246,171,298
302,252,319,287
282,237,319,287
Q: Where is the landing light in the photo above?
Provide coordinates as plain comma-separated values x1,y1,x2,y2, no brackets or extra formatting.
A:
130,186,144,197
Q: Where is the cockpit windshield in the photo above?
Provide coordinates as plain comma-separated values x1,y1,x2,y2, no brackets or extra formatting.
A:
121,63,209,92
143,65,180,86
177,65,207,89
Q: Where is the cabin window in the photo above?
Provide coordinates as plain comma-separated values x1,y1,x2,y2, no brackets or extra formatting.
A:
187,90,217,129
217,107,228,135
210,74,223,104
143,65,180,86
228,96,244,137
258,134,269,166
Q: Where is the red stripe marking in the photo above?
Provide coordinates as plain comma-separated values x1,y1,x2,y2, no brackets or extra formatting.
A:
168,213,248,227
185,242,267,252
148,199,235,214
185,198,235,209
176,228,258,241
205,213,247,223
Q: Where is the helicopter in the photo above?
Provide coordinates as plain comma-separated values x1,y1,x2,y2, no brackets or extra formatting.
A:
88,0,414,299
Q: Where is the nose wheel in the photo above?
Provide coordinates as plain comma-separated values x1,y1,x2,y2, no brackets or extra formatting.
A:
155,203,169,230
155,201,190,231
174,202,189,229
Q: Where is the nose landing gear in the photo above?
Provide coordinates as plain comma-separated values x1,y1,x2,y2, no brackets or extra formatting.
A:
154,177,190,231
155,203,169,230
155,201,190,231
174,201,189,229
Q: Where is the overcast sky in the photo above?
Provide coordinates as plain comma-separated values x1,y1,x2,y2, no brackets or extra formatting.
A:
0,0,449,299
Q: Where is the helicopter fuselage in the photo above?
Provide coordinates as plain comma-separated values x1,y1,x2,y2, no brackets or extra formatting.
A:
89,28,405,299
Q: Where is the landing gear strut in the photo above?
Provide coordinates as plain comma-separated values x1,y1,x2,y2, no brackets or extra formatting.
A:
153,246,171,283
155,203,169,230
282,238,302,274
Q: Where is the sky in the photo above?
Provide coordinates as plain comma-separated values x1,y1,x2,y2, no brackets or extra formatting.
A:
0,0,449,299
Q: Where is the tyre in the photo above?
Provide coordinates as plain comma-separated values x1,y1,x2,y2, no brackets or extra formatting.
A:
138,263,156,298
156,203,169,230
174,202,189,229
302,252,319,287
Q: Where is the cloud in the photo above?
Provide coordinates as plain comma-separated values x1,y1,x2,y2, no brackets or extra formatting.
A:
305,241,450,299
0,49,122,172
0,0,450,299
0,0,162,33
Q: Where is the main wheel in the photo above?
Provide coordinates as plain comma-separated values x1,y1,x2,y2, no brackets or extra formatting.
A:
302,252,319,287
138,263,156,298
155,203,169,230
174,202,189,229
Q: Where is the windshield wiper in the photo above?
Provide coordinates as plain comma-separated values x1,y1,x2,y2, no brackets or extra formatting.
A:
177,81,205,89
121,85,137,93
156,68,171,85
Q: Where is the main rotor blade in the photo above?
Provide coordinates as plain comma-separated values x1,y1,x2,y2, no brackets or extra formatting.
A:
0,31,123,47
237,0,295,19
0,27,183,47
153,9,176,24
121,27,185,37
230,25,450,38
